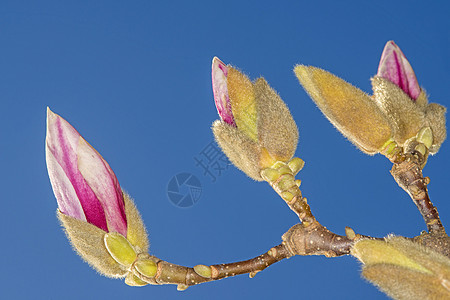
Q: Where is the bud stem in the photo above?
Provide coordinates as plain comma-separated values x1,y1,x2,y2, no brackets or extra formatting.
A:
390,152,445,234
261,158,315,225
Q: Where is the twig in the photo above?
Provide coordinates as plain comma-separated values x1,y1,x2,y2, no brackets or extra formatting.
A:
130,156,389,290
133,243,291,290
130,221,375,290
282,221,369,257
390,151,445,233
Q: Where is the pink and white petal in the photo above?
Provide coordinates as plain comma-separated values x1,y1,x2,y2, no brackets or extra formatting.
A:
377,41,420,100
46,108,108,231
399,49,421,100
212,57,236,125
46,148,86,220
46,108,82,165
77,137,127,237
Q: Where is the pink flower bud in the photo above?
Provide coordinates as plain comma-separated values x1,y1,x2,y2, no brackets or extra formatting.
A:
212,56,236,126
377,41,421,100
46,108,127,237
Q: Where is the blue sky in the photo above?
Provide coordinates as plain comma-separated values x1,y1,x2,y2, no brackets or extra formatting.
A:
1,1,449,299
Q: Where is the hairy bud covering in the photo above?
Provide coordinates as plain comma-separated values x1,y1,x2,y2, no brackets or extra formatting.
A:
352,236,450,300
295,65,392,154
212,57,298,180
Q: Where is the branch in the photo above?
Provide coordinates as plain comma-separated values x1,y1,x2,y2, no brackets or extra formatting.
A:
131,243,291,290
129,157,388,290
281,221,375,257
129,222,375,290
390,151,445,234
260,157,380,257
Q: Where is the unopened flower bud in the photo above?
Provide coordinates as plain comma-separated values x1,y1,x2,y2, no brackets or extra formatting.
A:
377,40,421,100
352,236,450,300
295,65,393,154
212,57,298,180
373,41,446,154
295,41,446,156
46,108,149,277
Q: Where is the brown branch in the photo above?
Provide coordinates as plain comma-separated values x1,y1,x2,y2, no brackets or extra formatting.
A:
209,244,291,279
261,159,379,257
281,221,373,257
132,243,292,290
129,157,394,290
413,230,450,258
129,222,378,290
390,151,445,234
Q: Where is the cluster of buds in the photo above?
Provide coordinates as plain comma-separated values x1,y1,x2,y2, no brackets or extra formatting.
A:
211,57,299,181
45,41,449,299
295,41,446,162
46,108,157,286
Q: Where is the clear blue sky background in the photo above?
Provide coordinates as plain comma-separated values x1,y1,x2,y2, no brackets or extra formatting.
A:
1,1,449,299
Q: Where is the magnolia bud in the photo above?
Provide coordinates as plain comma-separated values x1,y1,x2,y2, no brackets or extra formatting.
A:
373,41,446,154
295,41,447,157
371,76,425,145
294,65,393,154
212,57,298,180
352,237,450,300
46,109,149,277
372,76,446,155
